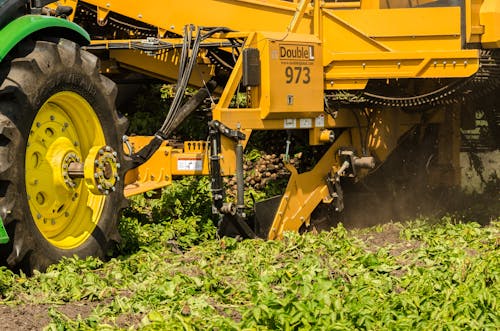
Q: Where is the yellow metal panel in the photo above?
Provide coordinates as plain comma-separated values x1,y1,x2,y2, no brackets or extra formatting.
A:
321,7,464,65
80,0,313,36
123,137,172,197
123,137,209,197
360,0,380,10
325,50,479,83
254,32,323,119
332,7,462,38
480,0,500,48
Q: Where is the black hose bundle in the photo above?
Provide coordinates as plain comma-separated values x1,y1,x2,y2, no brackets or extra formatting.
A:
130,25,229,168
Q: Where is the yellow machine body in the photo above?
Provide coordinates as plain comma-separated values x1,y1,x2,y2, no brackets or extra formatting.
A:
52,0,500,238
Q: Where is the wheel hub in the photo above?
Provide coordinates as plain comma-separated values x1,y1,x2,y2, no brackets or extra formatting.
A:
83,145,121,195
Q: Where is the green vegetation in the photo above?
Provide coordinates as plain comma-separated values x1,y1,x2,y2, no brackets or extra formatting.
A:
0,177,498,330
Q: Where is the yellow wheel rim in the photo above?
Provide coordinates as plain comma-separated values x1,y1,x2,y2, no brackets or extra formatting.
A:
25,91,106,250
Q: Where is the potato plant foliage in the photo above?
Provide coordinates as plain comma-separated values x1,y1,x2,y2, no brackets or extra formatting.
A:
0,177,498,330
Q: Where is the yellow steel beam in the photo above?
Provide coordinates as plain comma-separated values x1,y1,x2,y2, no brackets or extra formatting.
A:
322,1,360,9
287,0,312,33
123,137,209,197
324,50,479,85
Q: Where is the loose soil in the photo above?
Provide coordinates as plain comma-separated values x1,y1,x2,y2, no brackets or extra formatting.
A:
0,302,97,330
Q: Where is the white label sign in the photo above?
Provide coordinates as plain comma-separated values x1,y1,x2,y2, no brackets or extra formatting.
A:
284,118,297,129
299,118,312,128
177,158,203,171
315,114,325,128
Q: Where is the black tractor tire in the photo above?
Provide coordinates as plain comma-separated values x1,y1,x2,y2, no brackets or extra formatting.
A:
0,39,128,273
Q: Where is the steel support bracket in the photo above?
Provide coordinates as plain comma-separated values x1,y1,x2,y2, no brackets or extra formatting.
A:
208,120,246,141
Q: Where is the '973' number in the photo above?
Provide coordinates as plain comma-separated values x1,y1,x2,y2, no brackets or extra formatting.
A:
285,66,311,84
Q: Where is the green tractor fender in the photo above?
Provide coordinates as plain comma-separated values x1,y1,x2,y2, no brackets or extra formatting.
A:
0,14,90,62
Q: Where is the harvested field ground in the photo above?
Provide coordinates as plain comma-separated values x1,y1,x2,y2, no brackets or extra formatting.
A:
0,203,498,330
0,169,498,330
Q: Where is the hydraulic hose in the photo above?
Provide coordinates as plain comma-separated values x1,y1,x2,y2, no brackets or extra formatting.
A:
129,25,230,168
130,79,217,168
